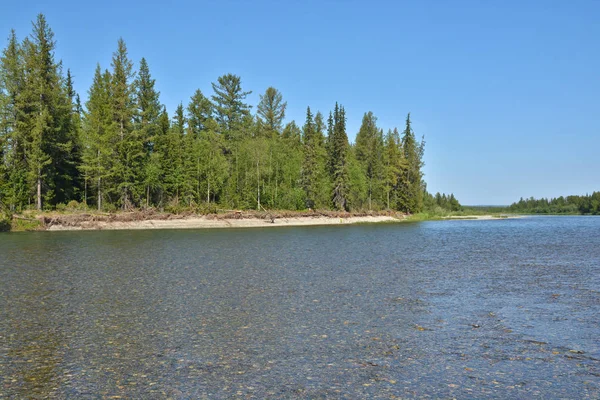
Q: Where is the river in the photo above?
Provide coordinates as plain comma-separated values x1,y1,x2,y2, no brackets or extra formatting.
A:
1,216,599,398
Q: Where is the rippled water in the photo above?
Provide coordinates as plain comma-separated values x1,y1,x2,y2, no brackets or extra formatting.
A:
1,216,599,398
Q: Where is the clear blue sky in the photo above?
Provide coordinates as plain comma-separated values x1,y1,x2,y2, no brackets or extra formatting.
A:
2,0,598,205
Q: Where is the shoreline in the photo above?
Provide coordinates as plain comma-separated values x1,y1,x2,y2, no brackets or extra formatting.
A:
45,215,401,231
4,211,523,232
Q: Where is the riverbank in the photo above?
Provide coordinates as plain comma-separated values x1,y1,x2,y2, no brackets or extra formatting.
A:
2,210,523,232
46,215,402,231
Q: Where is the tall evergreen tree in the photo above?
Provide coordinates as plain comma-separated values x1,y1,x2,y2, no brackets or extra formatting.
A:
329,103,349,210
134,57,161,151
187,89,213,136
18,14,73,209
257,86,286,136
383,128,407,209
81,66,114,210
133,57,162,206
172,103,185,135
355,112,385,210
301,107,329,208
398,113,424,213
211,73,251,140
301,107,316,207
0,30,27,210
110,38,140,208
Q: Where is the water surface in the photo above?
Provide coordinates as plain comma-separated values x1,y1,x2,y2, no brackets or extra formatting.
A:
1,216,599,398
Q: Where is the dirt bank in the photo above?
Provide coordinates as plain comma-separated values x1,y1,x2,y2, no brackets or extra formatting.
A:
40,210,403,231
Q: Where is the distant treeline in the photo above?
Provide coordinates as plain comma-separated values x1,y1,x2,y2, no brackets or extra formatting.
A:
509,192,600,215
424,192,461,212
0,14,460,214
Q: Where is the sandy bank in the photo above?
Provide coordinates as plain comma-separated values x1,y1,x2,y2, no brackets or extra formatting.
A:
443,215,522,220
46,215,400,231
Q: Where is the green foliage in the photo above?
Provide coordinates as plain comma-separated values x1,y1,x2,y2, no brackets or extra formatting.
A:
423,191,462,212
301,107,330,209
211,73,251,140
509,192,600,215
0,14,437,216
397,113,425,213
355,112,385,210
257,87,286,136
329,103,349,211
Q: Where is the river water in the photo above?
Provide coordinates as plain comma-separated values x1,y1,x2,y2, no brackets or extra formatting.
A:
1,216,599,398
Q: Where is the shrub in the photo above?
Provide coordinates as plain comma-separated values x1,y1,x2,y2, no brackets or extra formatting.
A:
67,200,80,210
0,211,11,232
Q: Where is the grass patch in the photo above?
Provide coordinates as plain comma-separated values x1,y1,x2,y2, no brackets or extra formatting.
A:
10,217,42,232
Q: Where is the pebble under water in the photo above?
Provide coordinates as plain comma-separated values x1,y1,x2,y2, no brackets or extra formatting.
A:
1,216,599,398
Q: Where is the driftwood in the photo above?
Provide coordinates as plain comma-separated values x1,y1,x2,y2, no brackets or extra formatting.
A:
12,215,38,221
259,204,275,223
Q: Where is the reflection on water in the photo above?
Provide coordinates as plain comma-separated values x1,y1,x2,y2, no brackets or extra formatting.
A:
1,216,599,398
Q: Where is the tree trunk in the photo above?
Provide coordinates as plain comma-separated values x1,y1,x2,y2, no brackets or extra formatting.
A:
387,188,390,210
197,157,200,201
369,179,372,211
257,159,261,211
207,180,210,204
146,185,150,209
36,174,42,211
97,178,102,211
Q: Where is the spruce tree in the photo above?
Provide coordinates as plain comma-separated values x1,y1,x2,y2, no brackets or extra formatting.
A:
329,103,349,210
134,57,162,206
399,113,424,213
110,38,140,208
355,112,385,210
19,15,72,209
301,107,317,207
187,89,213,136
81,66,114,210
134,57,161,152
383,128,407,210
0,30,27,210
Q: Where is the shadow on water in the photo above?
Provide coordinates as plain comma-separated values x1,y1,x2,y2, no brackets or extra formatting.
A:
1,217,599,398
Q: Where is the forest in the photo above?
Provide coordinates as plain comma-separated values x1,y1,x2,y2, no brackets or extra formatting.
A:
508,193,600,215
0,14,461,216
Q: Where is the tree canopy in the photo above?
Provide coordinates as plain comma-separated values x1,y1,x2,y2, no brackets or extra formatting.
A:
0,14,448,214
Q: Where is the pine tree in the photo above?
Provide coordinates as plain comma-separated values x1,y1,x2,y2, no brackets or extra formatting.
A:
257,86,286,137
211,73,251,140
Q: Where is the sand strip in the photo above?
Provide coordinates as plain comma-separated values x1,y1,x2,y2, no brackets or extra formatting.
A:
46,215,400,231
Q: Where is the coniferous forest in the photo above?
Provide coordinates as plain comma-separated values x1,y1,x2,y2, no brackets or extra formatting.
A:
508,193,600,215
0,15,459,215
